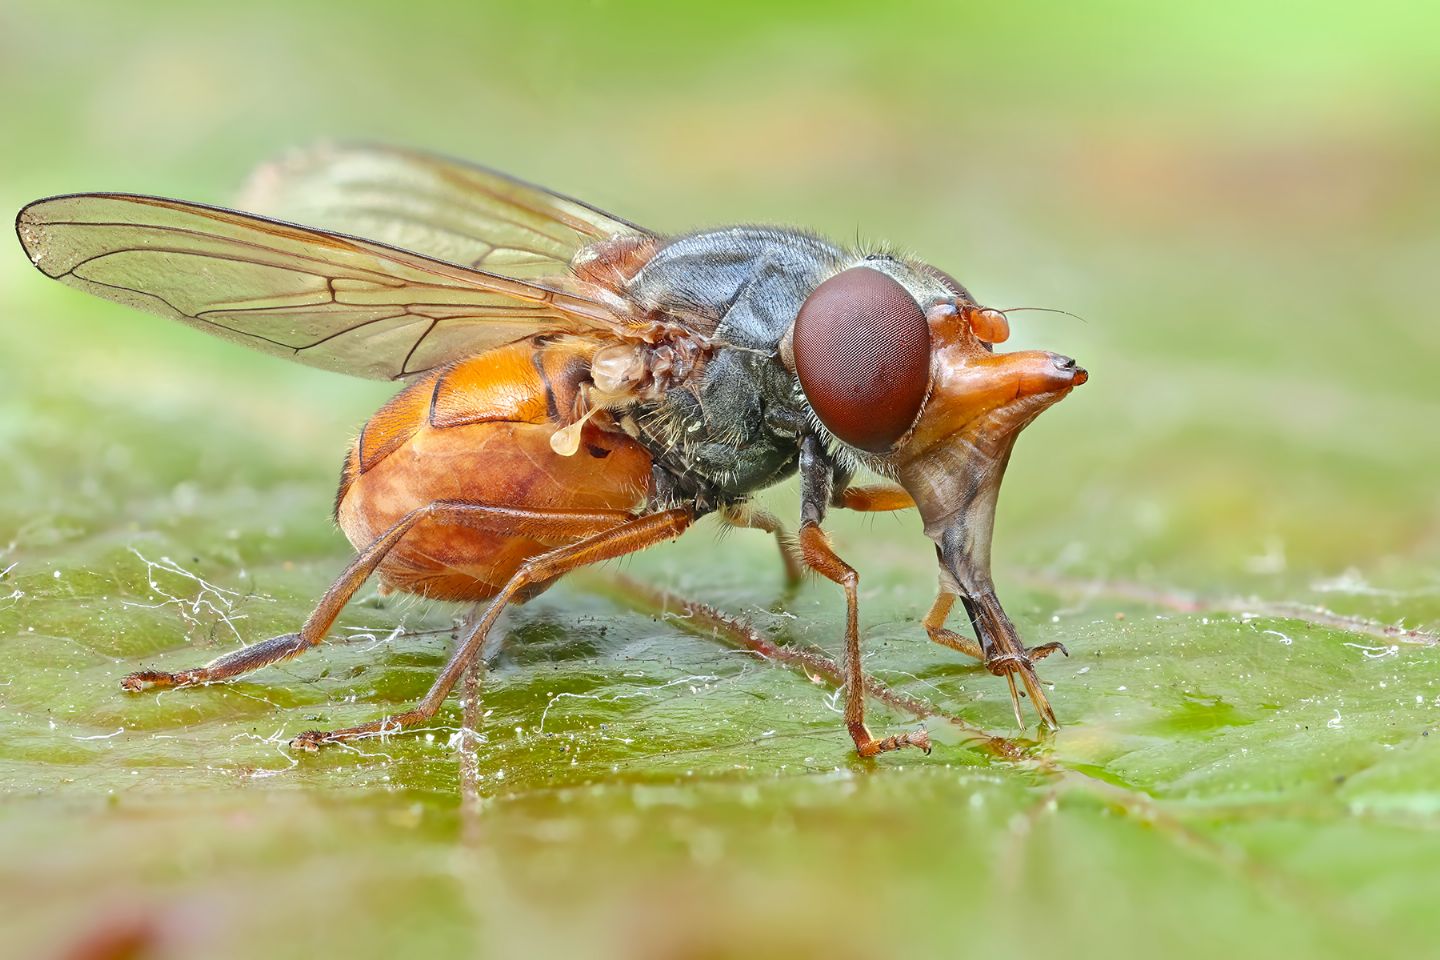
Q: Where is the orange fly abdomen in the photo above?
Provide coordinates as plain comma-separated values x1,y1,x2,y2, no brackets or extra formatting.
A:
335,337,652,602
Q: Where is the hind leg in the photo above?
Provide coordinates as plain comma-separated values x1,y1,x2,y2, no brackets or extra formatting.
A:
121,502,635,692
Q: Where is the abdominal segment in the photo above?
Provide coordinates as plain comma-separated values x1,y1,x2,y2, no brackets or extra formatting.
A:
334,337,652,602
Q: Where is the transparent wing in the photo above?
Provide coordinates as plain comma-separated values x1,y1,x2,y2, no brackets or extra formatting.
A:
237,142,652,279
16,193,630,381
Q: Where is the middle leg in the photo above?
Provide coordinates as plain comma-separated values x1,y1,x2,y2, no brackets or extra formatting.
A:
798,525,931,757
797,436,929,758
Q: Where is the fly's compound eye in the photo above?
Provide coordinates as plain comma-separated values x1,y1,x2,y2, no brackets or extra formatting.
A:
792,266,932,453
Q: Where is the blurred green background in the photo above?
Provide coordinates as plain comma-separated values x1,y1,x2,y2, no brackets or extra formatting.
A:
3,2,1438,958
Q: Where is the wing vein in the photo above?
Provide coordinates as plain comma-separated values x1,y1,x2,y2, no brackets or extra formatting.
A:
22,151,658,380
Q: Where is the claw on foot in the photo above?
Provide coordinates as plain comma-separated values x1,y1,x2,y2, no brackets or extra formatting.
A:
1028,641,1069,663
120,670,189,692
857,728,931,757
290,730,328,753
289,712,417,753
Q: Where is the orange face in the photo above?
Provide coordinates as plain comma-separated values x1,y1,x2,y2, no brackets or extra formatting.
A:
890,299,1086,534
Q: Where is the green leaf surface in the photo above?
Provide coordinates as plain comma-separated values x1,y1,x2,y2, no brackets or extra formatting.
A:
3,3,1439,958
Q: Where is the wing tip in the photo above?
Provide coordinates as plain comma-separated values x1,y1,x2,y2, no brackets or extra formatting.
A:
14,198,57,276
15,193,158,278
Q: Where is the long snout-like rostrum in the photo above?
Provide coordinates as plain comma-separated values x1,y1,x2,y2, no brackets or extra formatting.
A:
891,321,1087,729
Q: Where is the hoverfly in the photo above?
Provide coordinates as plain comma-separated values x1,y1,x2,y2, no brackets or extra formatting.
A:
15,144,1086,756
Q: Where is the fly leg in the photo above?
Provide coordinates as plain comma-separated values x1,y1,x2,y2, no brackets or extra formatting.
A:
291,508,693,750
120,502,636,692
923,590,1067,731
719,503,802,587
829,479,1063,731
922,592,983,661
833,484,916,513
799,437,930,758
799,526,930,757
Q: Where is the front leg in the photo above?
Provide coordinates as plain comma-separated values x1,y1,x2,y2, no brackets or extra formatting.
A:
923,590,1067,730
799,436,930,758
833,484,916,513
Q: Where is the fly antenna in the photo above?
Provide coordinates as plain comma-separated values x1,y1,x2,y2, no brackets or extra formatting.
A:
996,306,1088,324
